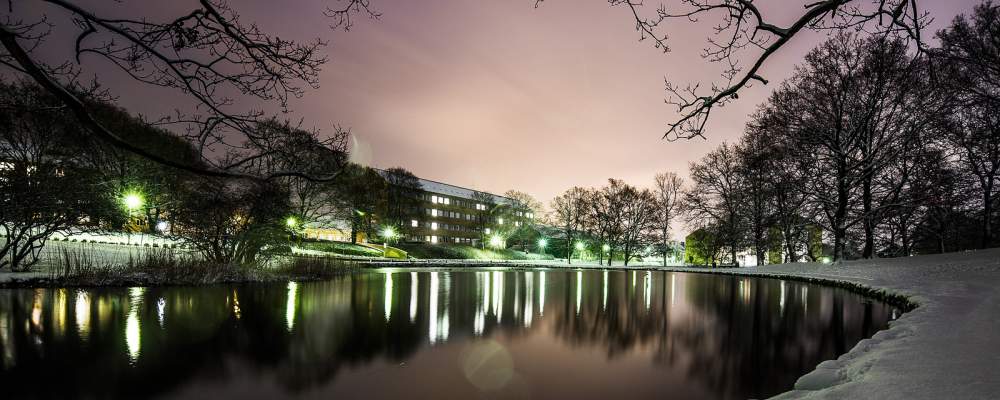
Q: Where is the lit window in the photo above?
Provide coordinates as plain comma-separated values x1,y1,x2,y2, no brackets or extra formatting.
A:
485,228,491,234
454,237,460,243
431,236,438,244
431,222,438,230
411,220,418,227
444,198,450,205
432,195,439,204
498,218,504,225
431,209,438,217
515,221,521,227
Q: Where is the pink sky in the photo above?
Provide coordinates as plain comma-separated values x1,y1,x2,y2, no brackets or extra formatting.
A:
19,0,982,210
273,0,979,206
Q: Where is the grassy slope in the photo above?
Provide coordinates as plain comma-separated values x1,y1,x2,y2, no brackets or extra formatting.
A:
296,241,384,257
395,243,554,260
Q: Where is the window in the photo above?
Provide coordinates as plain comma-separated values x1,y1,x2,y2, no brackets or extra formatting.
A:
431,195,439,204
431,222,438,230
444,198,450,205
485,228,491,234
454,237,460,243
411,220,418,227
431,236,438,244
431,209,439,217
515,221,521,227
498,218,504,225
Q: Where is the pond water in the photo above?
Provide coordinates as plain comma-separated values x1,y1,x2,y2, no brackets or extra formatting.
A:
0,269,900,399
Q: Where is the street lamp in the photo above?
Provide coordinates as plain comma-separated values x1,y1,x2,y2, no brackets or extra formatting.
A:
574,242,585,262
537,238,547,253
489,234,504,249
123,193,143,211
121,191,144,246
381,226,396,249
286,216,298,228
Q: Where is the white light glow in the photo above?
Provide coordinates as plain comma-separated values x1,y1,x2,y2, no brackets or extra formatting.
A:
286,282,298,332
385,273,394,321
410,272,418,322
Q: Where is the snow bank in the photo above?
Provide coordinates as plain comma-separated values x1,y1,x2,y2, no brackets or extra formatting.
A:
653,249,1000,400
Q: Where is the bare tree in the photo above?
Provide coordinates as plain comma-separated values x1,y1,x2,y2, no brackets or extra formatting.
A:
586,180,630,265
237,119,349,226
336,164,387,244
381,167,423,238
504,189,543,250
682,142,744,265
170,178,290,264
735,134,774,266
551,187,588,264
934,1,1000,248
0,0,376,180
618,185,658,266
652,172,683,266
0,81,111,271
569,0,933,140
471,190,498,248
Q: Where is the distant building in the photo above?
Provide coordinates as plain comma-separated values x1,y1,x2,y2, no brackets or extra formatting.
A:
303,173,532,246
405,176,531,246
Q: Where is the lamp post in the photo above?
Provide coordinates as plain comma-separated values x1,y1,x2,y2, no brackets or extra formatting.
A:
537,238,547,255
121,191,144,246
574,241,585,263
286,216,299,244
381,226,396,250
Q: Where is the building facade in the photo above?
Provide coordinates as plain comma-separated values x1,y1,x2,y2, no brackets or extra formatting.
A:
404,177,533,246
302,172,534,246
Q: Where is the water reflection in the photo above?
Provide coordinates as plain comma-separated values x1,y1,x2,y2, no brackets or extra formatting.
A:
0,270,898,399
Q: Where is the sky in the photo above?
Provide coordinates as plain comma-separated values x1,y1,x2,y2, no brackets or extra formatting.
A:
258,0,980,205
14,0,983,209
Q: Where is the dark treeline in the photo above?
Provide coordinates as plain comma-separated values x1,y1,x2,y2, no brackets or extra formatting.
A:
549,173,683,266
685,2,1000,263
0,80,426,271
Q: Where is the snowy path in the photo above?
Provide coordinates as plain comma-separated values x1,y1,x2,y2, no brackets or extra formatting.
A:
652,249,1000,400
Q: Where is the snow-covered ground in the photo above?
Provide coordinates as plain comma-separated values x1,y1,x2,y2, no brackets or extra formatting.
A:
645,250,1000,400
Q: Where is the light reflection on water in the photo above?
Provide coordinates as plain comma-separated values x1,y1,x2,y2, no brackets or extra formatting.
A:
0,270,898,400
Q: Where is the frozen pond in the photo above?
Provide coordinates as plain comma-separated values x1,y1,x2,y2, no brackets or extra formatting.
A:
0,269,900,399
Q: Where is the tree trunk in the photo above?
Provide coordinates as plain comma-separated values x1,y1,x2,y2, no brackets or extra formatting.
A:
862,179,875,259
662,227,668,267
833,171,850,262
983,188,994,249
783,226,798,263
598,242,604,265
567,232,573,265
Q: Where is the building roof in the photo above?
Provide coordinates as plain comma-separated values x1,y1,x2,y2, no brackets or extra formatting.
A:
375,168,514,204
